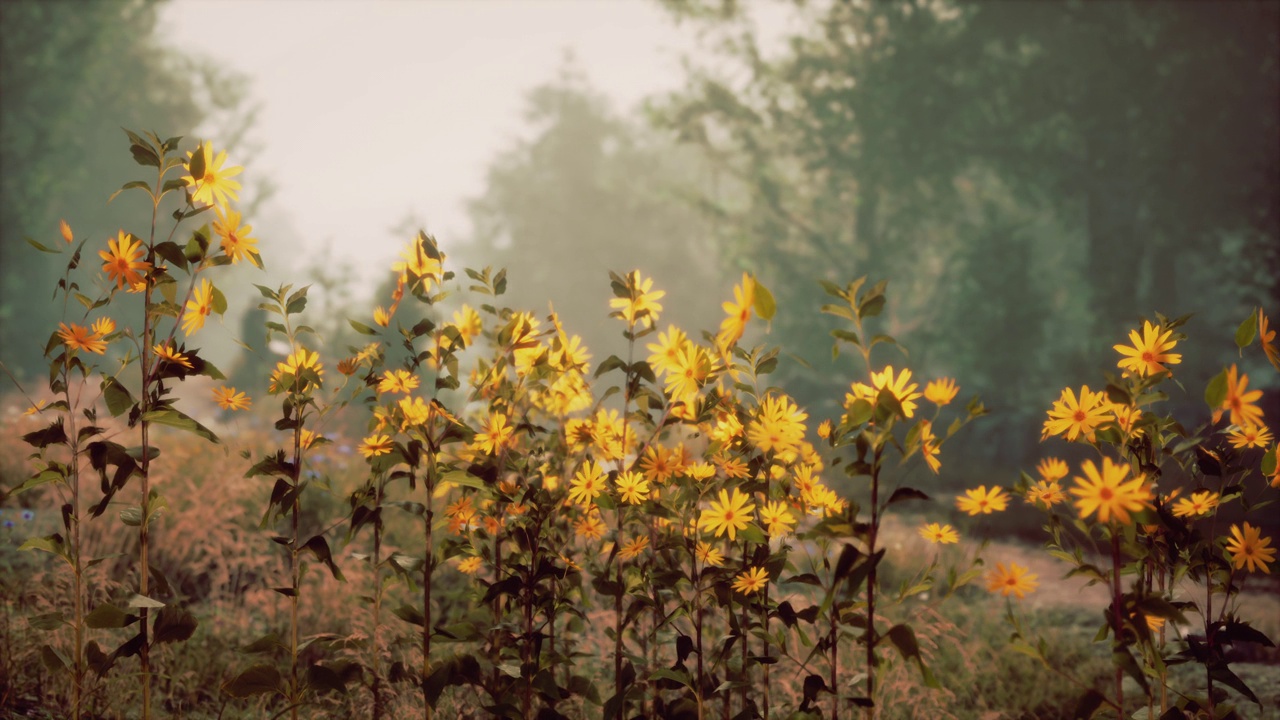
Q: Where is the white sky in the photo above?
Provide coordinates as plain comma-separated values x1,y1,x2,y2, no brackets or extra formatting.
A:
159,0,782,289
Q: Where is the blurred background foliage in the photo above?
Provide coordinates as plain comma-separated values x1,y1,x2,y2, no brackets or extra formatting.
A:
3,0,1277,469
0,0,267,380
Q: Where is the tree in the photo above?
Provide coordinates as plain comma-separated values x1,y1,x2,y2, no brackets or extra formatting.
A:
0,0,255,379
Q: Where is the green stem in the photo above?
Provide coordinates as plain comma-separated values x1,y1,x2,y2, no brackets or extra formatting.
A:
1111,529,1122,720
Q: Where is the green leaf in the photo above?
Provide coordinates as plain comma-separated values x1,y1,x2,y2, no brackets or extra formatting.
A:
26,237,62,254
40,644,68,673
1235,311,1257,348
85,603,138,629
752,277,776,320
102,377,135,418
393,604,425,627
225,664,283,698
307,663,346,695
126,594,165,609
153,241,188,272
152,606,198,644
28,612,66,631
648,668,694,691
19,534,72,567
302,536,345,581
140,408,219,443
211,284,228,316
1204,368,1228,411
886,487,929,507
1209,661,1260,706
349,318,378,335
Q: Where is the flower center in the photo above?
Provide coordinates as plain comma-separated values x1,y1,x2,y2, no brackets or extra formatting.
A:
1099,487,1114,501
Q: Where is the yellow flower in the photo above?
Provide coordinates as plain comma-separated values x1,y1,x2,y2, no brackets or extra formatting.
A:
1109,403,1142,436
451,305,483,347
472,412,515,456
1228,424,1272,449
985,562,1038,599
817,419,832,439
1114,320,1181,377
956,485,1010,515
99,231,152,290
568,460,607,507
373,306,391,328
1259,308,1279,371
91,317,115,338
665,342,715,401
24,400,48,415
1224,522,1275,574
1026,480,1065,508
298,429,322,449
153,342,193,369
639,444,681,485
918,420,941,474
398,396,431,429
446,495,476,523
1036,458,1068,483
212,207,261,266
181,279,215,336
715,453,750,480
695,541,724,567
847,366,923,419
747,393,808,456
732,566,769,595
1216,365,1264,430
456,556,484,575
919,522,959,544
359,434,394,458
686,462,716,481
924,378,959,406
393,233,444,289
615,471,650,505
1042,385,1109,442
57,322,107,354
574,510,607,540
609,270,665,327
183,143,242,208
699,488,756,541
274,347,324,392
759,500,796,538
646,326,688,378
377,369,420,395
618,535,650,561
212,386,251,411
1069,457,1151,525
59,219,73,244
1171,490,1218,518
716,272,754,351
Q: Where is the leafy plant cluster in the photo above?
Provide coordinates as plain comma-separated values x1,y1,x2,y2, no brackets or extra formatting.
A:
3,132,1278,720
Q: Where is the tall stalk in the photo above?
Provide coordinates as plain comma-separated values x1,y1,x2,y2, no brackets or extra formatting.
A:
1110,530,1123,720
422,452,436,720
864,450,882,715
289,421,302,720
371,478,384,720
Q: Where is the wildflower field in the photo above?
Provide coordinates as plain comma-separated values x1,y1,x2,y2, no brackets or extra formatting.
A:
1,132,1278,720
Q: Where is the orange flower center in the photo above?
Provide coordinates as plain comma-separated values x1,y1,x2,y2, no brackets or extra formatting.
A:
1073,410,1086,422
1099,487,1114,501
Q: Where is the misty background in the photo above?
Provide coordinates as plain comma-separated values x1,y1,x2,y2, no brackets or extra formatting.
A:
2,0,1277,471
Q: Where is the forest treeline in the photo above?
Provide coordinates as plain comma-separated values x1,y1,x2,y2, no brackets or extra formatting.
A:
3,0,1277,467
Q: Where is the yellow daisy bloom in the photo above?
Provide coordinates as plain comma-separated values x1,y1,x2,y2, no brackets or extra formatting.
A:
956,485,1010,515
699,487,756,541
1171,490,1218,518
377,369,419,395
1114,320,1181,377
986,562,1038,599
456,556,484,575
609,270,665,327
1216,365,1264,430
1228,424,1272,449
275,347,324,392
1042,385,1109,442
60,219,73,244
153,342,193,369
359,434,394,458
1224,522,1275,574
1036,457,1068,483
615,471,650,505
747,393,808,456
568,460,607,507
181,279,215,336
645,325,688,378
212,385,251,411
472,412,515,455
919,522,959,544
1069,457,1151,525
212,207,261,266
695,541,724,567
1026,480,1065,508
618,535,650,561
91,317,115,338
57,322,107,355
731,566,769,595
99,230,152,290
183,143,242,208
1259,308,1279,371
924,378,959,406
716,272,754,351
759,500,796,538
574,510,607,541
